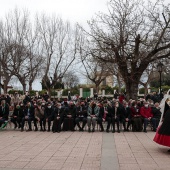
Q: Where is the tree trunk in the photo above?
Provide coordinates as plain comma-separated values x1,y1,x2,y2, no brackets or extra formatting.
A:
125,81,139,100
29,82,32,93
95,84,100,94
3,78,11,94
3,83,8,94
22,84,26,94
47,88,51,97
117,73,122,93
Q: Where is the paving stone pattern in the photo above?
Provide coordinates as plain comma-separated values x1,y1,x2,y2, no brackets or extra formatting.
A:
0,130,170,170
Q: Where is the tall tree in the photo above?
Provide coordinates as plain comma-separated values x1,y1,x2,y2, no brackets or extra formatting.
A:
63,71,79,89
37,15,80,95
80,49,110,93
82,0,170,99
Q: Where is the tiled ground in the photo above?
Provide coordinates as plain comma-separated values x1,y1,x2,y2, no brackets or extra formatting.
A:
114,132,170,170
0,129,170,170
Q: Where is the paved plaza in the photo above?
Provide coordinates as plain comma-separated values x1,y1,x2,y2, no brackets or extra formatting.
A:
0,129,170,170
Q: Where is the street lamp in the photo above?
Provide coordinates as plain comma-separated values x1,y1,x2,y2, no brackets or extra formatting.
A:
157,62,164,99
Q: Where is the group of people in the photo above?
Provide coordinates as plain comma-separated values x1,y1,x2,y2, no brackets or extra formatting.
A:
0,91,162,134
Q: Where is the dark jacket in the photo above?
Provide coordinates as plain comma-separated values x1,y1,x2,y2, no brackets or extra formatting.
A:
76,105,87,117
66,105,76,118
105,105,114,118
44,106,54,119
152,107,161,119
53,106,64,119
111,106,121,119
0,104,9,120
24,106,35,118
121,107,131,119
13,107,25,118
98,106,105,119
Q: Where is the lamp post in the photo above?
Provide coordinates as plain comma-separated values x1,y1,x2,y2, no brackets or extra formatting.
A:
157,62,163,99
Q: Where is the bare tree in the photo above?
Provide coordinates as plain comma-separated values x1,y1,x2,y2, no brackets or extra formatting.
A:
82,0,170,99
80,49,110,93
26,24,44,92
0,9,32,93
63,71,79,89
37,15,80,95
105,62,124,93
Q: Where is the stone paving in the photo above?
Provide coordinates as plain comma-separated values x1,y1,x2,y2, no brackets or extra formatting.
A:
0,129,170,170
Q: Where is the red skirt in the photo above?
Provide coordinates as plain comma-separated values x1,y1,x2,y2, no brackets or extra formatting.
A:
153,127,170,147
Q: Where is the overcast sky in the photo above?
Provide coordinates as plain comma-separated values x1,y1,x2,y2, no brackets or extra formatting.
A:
0,0,108,26
0,0,169,91
0,0,109,90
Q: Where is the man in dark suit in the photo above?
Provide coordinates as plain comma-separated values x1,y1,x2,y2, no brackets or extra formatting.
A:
111,101,121,133
75,102,87,131
121,102,131,131
21,102,35,132
44,102,54,132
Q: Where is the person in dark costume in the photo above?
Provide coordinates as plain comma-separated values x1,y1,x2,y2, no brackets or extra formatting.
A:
153,99,170,151
52,103,64,133
62,101,76,131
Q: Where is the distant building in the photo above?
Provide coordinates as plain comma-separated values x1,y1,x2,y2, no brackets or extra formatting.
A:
96,72,113,87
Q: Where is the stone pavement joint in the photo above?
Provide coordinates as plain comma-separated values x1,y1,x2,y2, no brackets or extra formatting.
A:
101,133,119,170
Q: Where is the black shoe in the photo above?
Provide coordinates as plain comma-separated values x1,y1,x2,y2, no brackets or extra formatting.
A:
92,128,95,132
100,129,104,132
43,129,46,132
40,128,43,132
112,130,115,133
143,129,147,133
14,124,17,129
117,130,120,133
81,128,84,132
48,129,50,132
106,129,109,133
34,128,38,131
53,131,56,133
79,128,82,132
126,129,129,132
21,128,24,132
88,128,91,133
26,129,32,132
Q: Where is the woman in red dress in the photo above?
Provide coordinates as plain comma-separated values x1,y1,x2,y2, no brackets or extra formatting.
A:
153,100,170,151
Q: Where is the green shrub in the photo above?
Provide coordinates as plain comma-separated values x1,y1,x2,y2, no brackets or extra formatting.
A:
139,88,145,94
